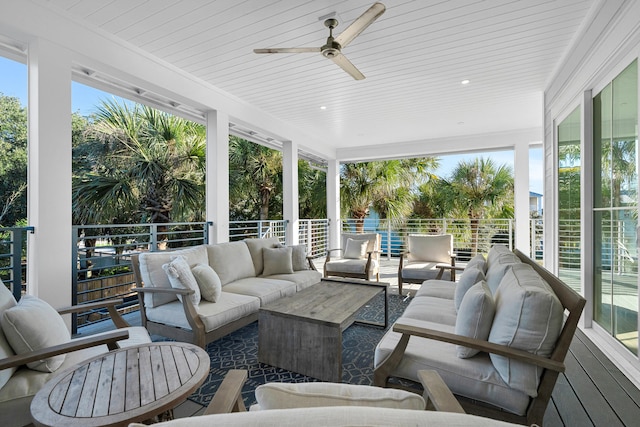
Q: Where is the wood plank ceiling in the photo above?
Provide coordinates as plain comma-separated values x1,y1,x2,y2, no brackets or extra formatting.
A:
39,0,596,151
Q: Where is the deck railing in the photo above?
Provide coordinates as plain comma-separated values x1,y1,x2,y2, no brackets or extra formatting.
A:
0,226,34,301
2,217,544,332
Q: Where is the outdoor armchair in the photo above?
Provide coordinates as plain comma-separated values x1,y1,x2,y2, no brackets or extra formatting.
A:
398,234,455,295
0,283,151,427
324,233,381,281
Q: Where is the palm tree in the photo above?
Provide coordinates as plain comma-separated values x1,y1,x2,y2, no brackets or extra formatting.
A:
340,158,439,232
443,157,513,255
73,99,206,229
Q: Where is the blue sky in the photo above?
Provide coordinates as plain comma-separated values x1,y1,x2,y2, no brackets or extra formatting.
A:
1,56,543,193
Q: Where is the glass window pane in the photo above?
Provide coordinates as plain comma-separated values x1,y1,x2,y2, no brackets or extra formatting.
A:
557,106,581,293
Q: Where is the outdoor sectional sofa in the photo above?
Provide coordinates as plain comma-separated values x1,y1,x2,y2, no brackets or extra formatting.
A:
131,237,322,348
374,245,586,426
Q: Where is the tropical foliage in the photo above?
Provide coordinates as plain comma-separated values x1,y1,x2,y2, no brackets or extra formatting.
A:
0,93,27,226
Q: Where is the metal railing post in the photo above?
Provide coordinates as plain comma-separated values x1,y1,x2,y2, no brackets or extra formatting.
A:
386,220,391,260
150,224,158,251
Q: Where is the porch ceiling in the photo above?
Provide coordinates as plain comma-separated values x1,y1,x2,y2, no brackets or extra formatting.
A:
36,0,595,151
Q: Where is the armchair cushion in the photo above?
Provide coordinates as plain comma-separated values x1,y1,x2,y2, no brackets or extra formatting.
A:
163,256,201,306
455,281,495,358
407,234,453,263
343,238,368,259
262,247,294,276
1,295,70,372
192,263,222,303
253,382,425,410
454,265,486,312
488,264,563,396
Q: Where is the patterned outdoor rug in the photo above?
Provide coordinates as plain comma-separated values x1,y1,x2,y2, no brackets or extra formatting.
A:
188,292,410,407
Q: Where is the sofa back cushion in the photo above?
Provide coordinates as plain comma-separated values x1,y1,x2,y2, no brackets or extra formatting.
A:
486,244,512,268
207,241,256,286
488,263,564,397
244,237,281,276
465,253,487,274
407,234,453,263
454,265,486,312
138,246,208,308
485,251,521,294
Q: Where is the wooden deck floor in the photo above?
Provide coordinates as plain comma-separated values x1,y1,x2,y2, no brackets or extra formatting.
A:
81,258,640,425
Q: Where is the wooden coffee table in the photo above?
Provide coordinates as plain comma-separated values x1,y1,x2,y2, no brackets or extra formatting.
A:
31,342,210,427
258,278,388,382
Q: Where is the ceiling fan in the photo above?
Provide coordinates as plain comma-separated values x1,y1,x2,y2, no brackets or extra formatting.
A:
253,2,386,80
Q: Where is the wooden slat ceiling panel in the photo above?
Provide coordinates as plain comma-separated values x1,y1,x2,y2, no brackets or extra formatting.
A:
44,0,596,147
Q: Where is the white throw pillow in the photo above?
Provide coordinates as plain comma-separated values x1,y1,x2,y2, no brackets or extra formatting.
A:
343,238,368,259
191,263,222,302
454,265,486,312
254,382,425,410
0,283,18,389
1,295,70,372
455,281,495,358
488,263,564,396
162,256,201,305
263,247,294,276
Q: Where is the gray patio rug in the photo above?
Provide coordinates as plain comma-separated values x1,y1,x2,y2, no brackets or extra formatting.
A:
187,292,410,408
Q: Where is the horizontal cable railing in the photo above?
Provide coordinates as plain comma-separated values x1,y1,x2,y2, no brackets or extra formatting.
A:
299,219,329,258
229,220,287,242
72,222,211,332
0,226,34,301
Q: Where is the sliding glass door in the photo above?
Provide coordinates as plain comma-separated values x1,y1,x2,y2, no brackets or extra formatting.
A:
593,60,638,354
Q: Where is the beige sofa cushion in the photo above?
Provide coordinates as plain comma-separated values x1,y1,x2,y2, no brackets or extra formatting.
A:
2,295,70,372
465,253,487,274
253,382,425,410
485,251,521,294
145,291,260,332
414,280,456,299
266,270,322,291
455,281,495,358
486,244,512,267
207,242,256,286
488,263,564,397
402,295,457,326
130,406,521,427
138,246,208,308
262,247,294,276
244,237,281,276
374,317,531,416
223,277,296,306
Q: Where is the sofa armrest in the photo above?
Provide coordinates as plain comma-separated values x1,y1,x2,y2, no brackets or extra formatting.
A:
0,329,130,371
204,369,248,415
393,322,565,372
57,298,129,328
132,287,204,338
418,370,465,413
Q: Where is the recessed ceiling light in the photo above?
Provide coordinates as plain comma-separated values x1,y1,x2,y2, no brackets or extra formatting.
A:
461,79,470,85
320,106,327,110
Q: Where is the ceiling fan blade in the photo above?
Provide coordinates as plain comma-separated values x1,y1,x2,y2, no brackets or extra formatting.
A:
254,47,320,54
330,53,365,80
335,2,385,48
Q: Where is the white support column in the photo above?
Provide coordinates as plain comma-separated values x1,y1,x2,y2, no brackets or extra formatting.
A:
581,89,594,327
327,159,341,250
26,39,72,311
514,141,531,254
206,110,229,243
283,141,299,245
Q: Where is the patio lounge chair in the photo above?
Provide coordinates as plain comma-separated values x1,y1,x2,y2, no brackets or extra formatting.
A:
324,233,381,281
398,234,456,295
0,283,151,427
